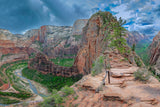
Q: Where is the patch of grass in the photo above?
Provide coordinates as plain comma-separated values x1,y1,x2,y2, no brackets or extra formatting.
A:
134,68,150,82
50,58,75,67
22,67,82,92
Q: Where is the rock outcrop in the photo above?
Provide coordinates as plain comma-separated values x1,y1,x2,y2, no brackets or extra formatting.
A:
72,19,88,35
74,13,106,74
28,53,79,77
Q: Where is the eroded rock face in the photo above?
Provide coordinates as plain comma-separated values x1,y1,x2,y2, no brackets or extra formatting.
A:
74,13,110,74
149,32,160,69
28,53,79,77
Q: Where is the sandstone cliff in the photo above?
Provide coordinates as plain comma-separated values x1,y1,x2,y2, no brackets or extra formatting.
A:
74,12,142,75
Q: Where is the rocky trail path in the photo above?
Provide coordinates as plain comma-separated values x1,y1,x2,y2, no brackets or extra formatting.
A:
65,65,160,107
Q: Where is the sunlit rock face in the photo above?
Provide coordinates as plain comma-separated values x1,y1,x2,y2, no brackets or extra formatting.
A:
74,12,112,74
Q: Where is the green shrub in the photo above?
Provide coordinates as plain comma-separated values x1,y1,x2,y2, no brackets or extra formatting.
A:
132,44,135,51
91,55,104,76
61,86,74,97
41,86,75,107
134,68,150,82
134,56,142,67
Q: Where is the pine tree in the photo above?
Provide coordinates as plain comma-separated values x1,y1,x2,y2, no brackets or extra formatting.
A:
108,17,127,54
132,44,136,51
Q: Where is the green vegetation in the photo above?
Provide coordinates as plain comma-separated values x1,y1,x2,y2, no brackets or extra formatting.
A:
73,35,82,41
132,44,135,52
149,67,160,81
61,86,74,97
40,86,75,107
94,11,129,54
0,60,32,104
29,52,36,59
22,67,82,92
0,60,28,84
64,43,71,48
91,55,104,76
50,57,75,67
0,61,32,100
108,17,128,54
134,56,143,67
134,68,150,82
0,97,20,104
0,53,14,60
0,91,31,100
135,40,151,65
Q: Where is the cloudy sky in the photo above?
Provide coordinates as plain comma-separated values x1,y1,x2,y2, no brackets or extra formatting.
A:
0,0,160,36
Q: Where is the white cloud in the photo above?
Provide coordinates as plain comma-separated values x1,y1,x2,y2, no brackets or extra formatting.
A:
112,4,134,19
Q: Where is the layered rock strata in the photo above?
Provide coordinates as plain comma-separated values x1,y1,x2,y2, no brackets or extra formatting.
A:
28,53,79,77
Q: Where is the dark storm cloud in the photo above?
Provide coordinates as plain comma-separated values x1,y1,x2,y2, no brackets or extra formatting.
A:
40,0,90,25
0,0,159,36
0,0,92,33
0,0,51,33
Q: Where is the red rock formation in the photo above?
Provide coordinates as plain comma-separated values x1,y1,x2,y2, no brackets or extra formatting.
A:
0,40,15,47
0,83,10,91
39,26,47,43
74,12,111,74
0,47,34,55
28,53,79,77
